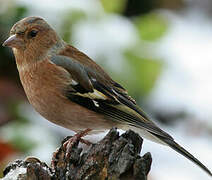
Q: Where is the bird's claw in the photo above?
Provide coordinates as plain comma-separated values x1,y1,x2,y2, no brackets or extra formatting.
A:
63,128,92,159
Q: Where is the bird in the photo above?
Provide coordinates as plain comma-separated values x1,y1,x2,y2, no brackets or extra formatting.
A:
2,16,212,177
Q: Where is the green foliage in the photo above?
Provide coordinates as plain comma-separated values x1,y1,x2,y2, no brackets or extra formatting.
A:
15,6,27,19
60,10,86,42
2,102,37,153
124,51,162,97
135,13,168,41
9,124,37,153
0,5,27,36
100,0,127,13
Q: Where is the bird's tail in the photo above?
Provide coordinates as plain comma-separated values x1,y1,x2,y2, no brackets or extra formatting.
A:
156,135,212,176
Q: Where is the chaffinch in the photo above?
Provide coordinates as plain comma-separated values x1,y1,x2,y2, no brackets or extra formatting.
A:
2,16,212,176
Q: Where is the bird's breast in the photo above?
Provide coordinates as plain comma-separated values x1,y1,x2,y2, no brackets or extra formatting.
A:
18,59,115,132
19,59,72,124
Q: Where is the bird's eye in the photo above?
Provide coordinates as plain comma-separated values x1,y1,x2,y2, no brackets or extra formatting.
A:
28,30,38,38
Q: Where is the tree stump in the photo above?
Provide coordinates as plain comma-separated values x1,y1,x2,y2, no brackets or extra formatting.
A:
2,128,152,180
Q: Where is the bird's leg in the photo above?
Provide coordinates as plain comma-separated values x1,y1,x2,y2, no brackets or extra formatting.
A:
51,128,92,169
63,128,92,158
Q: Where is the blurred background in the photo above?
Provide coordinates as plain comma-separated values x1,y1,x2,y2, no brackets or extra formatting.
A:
0,0,212,179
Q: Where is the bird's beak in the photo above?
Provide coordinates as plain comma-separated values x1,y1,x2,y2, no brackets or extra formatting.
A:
2,34,24,48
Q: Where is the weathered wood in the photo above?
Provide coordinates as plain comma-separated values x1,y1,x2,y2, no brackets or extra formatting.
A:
2,128,152,180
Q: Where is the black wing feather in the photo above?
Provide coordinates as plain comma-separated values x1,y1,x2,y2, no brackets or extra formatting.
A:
50,54,212,176
50,55,173,140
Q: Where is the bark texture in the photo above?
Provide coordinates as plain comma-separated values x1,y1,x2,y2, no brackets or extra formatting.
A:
2,128,152,180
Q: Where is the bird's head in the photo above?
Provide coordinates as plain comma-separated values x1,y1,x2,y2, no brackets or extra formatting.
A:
3,16,64,63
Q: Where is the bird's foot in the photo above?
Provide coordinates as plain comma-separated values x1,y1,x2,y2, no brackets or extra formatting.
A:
51,147,60,170
63,128,92,158
51,128,92,170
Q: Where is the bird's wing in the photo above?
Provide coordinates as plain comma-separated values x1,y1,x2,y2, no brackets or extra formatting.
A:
50,55,212,176
50,54,173,140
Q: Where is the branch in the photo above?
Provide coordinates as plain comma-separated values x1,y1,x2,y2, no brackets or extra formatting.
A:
3,128,152,180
